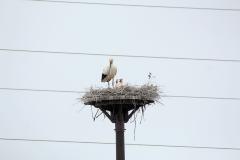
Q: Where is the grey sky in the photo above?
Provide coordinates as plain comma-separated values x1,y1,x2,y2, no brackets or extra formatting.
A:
0,0,240,159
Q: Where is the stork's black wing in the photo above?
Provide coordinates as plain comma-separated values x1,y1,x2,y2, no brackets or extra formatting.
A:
101,74,107,81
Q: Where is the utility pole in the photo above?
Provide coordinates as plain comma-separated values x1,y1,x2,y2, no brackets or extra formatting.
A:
82,87,158,160
83,99,153,160
115,106,125,160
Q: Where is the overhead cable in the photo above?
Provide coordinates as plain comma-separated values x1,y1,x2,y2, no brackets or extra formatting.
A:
30,0,240,12
1,48,240,63
1,87,240,101
0,137,240,150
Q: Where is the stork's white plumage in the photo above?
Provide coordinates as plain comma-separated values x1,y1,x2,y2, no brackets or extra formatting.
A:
101,58,117,87
116,78,124,88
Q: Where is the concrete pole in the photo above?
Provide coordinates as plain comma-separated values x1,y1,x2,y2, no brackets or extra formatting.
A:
115,108,125,160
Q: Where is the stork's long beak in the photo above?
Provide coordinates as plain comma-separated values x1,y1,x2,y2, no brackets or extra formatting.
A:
109,58,113,65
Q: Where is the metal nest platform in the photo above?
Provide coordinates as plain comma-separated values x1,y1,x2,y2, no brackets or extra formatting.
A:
81,84,160,123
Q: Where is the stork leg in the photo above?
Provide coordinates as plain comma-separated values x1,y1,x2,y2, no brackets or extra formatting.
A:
112,77,115,88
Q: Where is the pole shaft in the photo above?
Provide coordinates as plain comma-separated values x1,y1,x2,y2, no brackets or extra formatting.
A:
115,109,125,160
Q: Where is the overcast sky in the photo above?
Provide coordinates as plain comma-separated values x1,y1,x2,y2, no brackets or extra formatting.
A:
0,0,240,159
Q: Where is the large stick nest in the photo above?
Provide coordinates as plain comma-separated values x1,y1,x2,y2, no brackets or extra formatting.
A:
81,84,161,106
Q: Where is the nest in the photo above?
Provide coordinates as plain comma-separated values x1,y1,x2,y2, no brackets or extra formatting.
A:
80,84,161,137
81,84,160,108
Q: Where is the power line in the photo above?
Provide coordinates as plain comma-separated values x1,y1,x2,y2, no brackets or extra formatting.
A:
30,0,240,12
1,48,240,63
0,137,239,151
1,87,240,101
162,95,240,101
0,87,84,94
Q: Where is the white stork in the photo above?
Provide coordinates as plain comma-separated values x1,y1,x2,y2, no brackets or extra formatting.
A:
101,58,117,88
116,78,124,88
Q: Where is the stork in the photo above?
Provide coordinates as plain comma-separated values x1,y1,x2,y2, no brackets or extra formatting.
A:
115,78,124,88
148,72,152,80
101,58,117,88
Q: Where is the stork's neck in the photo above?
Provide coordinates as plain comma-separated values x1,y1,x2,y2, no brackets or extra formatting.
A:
108,62,112,73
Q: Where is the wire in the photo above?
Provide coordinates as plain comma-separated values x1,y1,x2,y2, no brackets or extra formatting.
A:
29,0,240,12
0,87,84,94
1,48,240,63
1,87,240,101
162,95,240,101
0,137,239,151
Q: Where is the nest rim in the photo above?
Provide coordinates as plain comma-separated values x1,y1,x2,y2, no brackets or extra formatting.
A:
81,84,160,111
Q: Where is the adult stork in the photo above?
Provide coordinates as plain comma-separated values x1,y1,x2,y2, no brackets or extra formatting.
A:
101,58,117,88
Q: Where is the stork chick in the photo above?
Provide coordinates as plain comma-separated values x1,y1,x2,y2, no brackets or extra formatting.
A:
115,78,124,88
101,58,117,88
115,79,119,88
119,78,124,87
